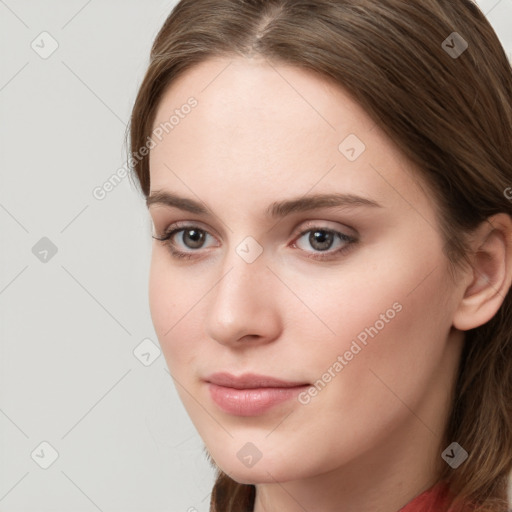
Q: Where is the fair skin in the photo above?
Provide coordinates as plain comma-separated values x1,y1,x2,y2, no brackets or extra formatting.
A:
146,56,512,512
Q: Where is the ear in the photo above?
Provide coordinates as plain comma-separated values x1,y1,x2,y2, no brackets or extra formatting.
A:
452,213,512,331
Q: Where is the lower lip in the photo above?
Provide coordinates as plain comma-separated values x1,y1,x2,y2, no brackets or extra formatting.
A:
207,383,310,416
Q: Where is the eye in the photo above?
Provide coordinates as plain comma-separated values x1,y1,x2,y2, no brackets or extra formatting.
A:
152,225,218,260
292,225,358,260
153,222,358,261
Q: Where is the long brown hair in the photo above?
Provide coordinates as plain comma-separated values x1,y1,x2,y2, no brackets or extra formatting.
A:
128,1,512,510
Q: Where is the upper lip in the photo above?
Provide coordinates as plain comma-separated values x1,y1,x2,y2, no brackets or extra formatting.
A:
205,372,310,389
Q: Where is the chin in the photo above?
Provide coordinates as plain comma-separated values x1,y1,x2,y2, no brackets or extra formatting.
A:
220,466,284,485
209,449,309,485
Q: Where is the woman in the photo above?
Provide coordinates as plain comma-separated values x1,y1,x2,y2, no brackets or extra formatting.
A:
128,0,512,510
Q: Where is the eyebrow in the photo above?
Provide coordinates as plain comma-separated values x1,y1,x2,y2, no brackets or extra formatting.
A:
146,190,382,218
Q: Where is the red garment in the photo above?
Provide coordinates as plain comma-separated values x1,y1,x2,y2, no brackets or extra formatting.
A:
398,481,473,512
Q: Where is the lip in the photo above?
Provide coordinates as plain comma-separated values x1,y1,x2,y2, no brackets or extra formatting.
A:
205,372,310,416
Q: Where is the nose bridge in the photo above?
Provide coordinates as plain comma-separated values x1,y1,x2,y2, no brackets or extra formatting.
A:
204,237,279,344
218,233,268,297
213,241,268,315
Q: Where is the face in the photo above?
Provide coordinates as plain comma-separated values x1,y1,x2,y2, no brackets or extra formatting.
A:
147,56,465,484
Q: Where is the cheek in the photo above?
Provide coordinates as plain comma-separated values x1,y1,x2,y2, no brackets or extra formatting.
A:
148,252,195,367
254,262,456,478
148,252,172,337
288,239,455,411
278,248,447,365
307,260,455,426
148,250,218,384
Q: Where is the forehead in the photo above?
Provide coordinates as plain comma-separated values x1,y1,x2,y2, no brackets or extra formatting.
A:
148,56,429,217
151,56,375,151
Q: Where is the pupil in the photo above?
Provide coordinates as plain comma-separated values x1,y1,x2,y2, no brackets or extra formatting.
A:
310,230,333,251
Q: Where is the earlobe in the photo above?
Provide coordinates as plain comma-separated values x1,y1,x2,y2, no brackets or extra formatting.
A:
452,214,512,332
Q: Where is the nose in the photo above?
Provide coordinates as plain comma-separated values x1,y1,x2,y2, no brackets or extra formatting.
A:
204,249,282,348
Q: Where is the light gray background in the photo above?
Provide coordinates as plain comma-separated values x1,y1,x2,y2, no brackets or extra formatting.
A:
0,1,511,511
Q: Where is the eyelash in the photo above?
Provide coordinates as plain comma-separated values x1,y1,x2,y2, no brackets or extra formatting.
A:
152,223,358,261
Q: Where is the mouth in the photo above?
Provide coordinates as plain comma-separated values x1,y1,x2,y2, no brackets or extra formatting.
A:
204,372,311,416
